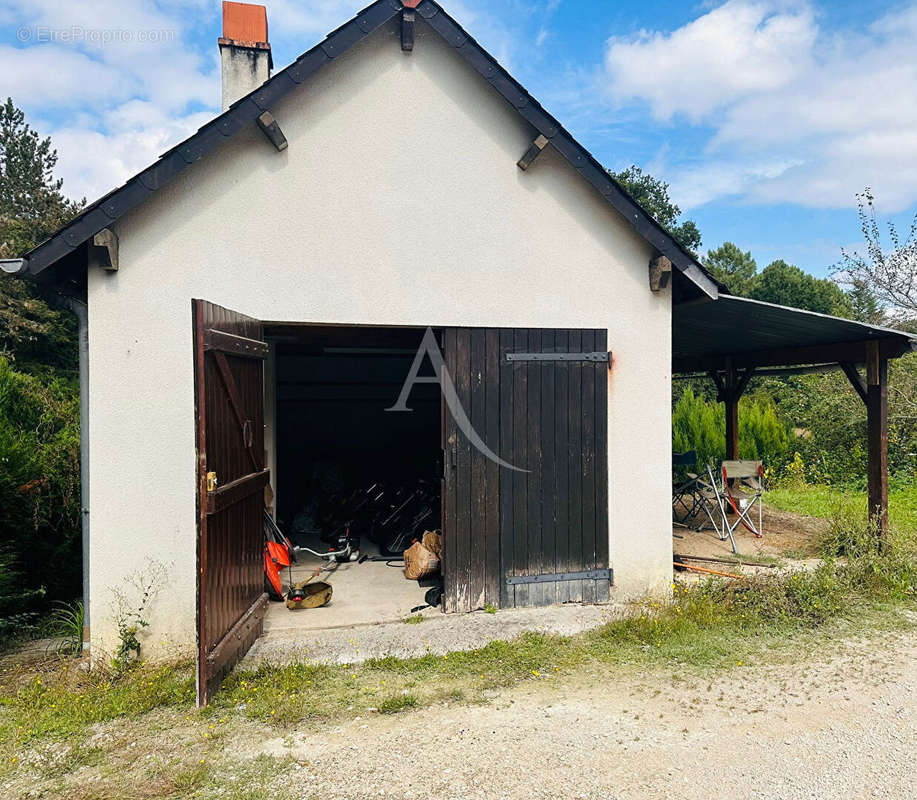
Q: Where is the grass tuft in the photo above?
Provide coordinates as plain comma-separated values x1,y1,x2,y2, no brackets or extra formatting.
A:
0,660,195,747
377,692,419,713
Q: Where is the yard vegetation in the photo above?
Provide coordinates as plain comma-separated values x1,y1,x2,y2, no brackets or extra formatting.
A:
767,483,917,531
0,508,914,797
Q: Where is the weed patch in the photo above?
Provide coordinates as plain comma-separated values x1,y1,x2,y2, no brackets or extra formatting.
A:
377,692,419,713
0,660,195,747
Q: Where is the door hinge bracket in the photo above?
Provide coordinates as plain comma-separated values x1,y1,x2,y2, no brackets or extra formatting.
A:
507,568,612,585
506,351,610,362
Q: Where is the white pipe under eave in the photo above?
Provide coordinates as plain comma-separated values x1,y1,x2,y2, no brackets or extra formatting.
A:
60,294,90,649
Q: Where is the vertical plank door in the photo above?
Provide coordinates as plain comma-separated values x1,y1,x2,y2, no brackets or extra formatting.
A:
193,299,270,705
442,328,610,610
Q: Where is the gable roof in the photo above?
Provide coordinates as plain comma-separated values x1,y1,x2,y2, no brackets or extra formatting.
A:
5,0,720,298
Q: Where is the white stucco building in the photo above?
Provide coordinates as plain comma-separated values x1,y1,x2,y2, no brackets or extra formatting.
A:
3,0,737,703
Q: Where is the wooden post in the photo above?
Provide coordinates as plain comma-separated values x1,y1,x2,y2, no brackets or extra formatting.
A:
866,341,889,543
724,360,739,461
725,396,739,461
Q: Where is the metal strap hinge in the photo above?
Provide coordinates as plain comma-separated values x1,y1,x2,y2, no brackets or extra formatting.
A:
506,351,610,362
506,568,612,585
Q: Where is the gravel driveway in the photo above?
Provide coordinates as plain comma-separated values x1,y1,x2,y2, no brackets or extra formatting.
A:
243,627,917,800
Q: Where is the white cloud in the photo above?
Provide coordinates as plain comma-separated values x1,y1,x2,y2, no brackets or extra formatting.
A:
51,105,214,202
0,0,521,204
266,0,364,39
667,157,803,209
0,0,222,201
0,45,129,106
604,0,815,121
602,0,917,213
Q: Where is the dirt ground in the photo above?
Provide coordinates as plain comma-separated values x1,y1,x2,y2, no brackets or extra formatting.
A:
239,623,917,800
6,620,914,800
675,504,828,563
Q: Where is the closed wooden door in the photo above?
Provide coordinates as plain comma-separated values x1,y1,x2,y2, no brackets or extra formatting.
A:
442,328,610,612
193,299,270,705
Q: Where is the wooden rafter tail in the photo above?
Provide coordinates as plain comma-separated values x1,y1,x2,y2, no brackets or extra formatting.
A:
401,8,415,51
649,255,672,292
89,228,119,271
256,111,288,151
517,135,549,171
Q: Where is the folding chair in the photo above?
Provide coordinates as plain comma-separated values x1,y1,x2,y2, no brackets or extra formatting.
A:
672,451,722,534
715,460,764,549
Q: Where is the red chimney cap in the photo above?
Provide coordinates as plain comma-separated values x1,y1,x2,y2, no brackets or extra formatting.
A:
221,1,268,46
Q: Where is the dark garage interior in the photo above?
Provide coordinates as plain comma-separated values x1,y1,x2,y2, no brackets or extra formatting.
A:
264,325,443,626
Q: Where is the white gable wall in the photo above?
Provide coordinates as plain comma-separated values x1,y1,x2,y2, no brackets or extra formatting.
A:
87,19,673,659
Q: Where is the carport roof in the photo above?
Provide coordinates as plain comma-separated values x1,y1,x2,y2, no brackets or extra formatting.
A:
673,295,917,373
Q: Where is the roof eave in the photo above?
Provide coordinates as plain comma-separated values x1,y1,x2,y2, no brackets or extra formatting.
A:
17,0,720,300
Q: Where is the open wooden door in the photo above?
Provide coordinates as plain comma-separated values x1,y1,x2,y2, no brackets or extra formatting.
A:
193,299,270,705
442,328,610,612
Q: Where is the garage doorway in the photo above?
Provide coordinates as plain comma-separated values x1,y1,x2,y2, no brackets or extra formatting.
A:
194,299,611,704
265,324,441,631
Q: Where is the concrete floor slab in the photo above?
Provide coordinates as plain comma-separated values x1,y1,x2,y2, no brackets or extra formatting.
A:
244,602,622,668
250,533,622,670
263,548,431,635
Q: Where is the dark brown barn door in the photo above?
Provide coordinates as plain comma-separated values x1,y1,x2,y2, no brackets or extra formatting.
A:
442,328,609,612
193,299,270,705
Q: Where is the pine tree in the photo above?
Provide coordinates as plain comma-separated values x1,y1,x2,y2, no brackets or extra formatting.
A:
0,97,83,373
609,165,702,253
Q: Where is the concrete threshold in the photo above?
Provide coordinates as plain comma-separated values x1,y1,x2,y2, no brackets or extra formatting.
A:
241,603,624,668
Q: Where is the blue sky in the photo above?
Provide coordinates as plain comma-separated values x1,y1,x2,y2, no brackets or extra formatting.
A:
2,0,916,278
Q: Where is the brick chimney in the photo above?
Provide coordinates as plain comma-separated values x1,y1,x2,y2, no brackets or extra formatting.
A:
219,1,272,111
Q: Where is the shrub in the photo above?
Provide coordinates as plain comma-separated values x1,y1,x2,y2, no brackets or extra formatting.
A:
0,357,80,646
818,508,917,600
672,387,791,477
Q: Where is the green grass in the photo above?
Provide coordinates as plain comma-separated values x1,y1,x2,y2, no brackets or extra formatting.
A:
766,483,917,531
0,660,195,746
1,505,914,760
377,692,419,713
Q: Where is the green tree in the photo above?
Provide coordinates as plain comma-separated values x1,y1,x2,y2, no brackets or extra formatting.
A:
750,259,854,317
0,98,81,374
0,358,81,636
846,279,885,325
0,98,82,644
0,97,83,257
672,386,791,472
703,242,757,296
609,165,702,253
